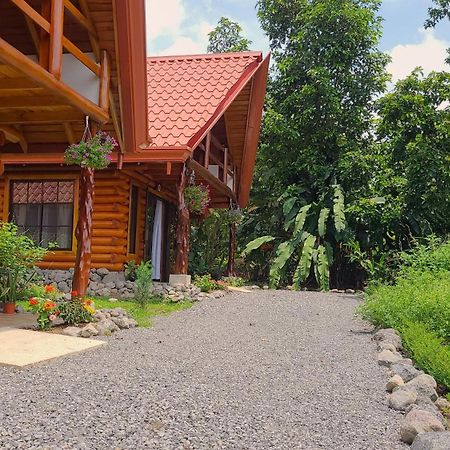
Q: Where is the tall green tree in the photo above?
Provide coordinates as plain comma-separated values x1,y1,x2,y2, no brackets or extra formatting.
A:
425,0,450,62
207,17,252,53
242,0,390,287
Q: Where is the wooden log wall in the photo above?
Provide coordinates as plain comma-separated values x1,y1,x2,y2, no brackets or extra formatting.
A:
0,177,5,221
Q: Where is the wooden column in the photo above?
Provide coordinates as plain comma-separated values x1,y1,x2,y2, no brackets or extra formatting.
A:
72,168,95,297
174,165,190,275
205,132,211,169
39,0,51,68
49,0,64,79
226,221,237,277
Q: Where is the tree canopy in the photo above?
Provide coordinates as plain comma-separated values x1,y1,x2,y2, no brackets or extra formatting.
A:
207,17,252,53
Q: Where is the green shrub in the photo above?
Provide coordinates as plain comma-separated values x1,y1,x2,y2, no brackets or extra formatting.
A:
124,260,138,281
135,261,153,307
0,222,47,303
222,276,245,287
193,274,225,292
401,322,450,389
58,299,93,326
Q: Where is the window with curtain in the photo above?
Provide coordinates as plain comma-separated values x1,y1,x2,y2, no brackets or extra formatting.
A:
9,180,75,250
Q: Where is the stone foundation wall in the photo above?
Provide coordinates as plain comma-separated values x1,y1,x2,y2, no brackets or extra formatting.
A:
35,268,203,301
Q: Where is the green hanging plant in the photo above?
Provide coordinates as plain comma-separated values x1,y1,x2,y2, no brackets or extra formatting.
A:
184,184,210,215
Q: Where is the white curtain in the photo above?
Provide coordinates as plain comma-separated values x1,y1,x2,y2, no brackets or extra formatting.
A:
151,200,163,280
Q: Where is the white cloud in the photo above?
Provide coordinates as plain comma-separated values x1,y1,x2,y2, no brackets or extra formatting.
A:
146,0,214,56
387,29,449,83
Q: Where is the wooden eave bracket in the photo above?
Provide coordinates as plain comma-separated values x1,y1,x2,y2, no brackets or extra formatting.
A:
0,126,27,152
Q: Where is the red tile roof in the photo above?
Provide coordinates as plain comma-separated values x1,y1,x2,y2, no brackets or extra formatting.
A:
147,52,263,149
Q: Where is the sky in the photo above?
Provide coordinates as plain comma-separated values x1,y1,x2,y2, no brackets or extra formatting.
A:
146,0,450,83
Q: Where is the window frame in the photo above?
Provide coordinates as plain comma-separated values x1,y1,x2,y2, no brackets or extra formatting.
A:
3,174,79,254
127,184,140,255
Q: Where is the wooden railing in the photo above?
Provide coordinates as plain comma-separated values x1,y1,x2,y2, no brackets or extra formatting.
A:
9,0,103,86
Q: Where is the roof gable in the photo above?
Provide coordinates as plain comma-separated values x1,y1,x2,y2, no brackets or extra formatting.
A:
147,52,262,149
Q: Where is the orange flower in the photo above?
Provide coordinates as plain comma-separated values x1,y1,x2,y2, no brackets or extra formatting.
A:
44,285,55,293
84,299,93,306
43,301,56,311
29,298,39,306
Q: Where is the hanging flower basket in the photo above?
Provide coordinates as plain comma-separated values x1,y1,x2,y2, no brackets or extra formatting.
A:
64,131,118,170
184,184,210,215
226,208,244,225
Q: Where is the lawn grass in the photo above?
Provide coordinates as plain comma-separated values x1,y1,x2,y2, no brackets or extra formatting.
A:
93,298,193,327
17,297,193,328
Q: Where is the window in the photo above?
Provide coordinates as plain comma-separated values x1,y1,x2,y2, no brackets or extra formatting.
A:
9,180,74,250
128,185,139,254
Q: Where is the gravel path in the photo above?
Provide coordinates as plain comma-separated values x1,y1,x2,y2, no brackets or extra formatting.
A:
0,291,407,450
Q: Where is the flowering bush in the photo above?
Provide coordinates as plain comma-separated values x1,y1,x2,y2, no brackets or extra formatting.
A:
28,285,62,330
64,131,118,169
28,286,95,329
184,184,210,215
193,274,226,292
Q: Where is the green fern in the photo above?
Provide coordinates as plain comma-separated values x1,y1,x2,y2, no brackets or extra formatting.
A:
318,208,330,237
292,234,316,289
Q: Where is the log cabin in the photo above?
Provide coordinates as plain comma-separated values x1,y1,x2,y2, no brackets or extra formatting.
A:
0,0,269,295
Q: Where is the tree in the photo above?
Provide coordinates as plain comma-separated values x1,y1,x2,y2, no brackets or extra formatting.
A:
243,0,390,288
425,0,450,63
207,17,252,53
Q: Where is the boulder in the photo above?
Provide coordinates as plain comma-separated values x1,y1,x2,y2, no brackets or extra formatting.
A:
90,272,102,283
94,319,119,336
411,432,450,450
400,409,446,444
111,316,130,329
391,363,424,383
378,349,403,367
377,341,398,353
373,328,403,350
389,389,417,411
386,375,404,392
408,374,438,390
63,326,81,337
406,397,447,427
435,398,450,412
80,323,99,338
102,272,125,285
400,382,439,402
57,281,70,293
97,268,110,277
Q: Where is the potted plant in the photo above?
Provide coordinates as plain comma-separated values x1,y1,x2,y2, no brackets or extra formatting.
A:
64,130,117,169
0,223,47,314
184,184,210,215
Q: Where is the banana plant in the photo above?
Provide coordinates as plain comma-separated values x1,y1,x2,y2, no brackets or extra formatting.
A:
242,184,347,291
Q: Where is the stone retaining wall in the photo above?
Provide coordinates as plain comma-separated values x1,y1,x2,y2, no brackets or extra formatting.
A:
36,268,204,301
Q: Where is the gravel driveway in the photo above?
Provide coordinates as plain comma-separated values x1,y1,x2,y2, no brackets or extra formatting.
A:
0,291,407,449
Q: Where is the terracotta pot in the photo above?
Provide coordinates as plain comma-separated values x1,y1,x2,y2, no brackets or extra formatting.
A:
2,302,16,315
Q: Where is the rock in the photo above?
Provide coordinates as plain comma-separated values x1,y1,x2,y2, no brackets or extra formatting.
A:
389,389,417,411
80,323,99,338
345,289,355,294
401,409,446,444
94,319,119,336
93,312,106,322
377,341,397,353
378,349,403,367
435,398,450,411
97,268,110,277
408,374,438,390
57,281,70,293
111,316,130,329
401,382,439,402
411,432,450,450
90,272,101,282
406,397,447,427
128,318,138,328
402,358,414,366
15,305,24,314
373,328,403,350
63,326,81,337
103,272,125,285
386,375,404,392
108,298,119,303
391,363,424,382
263,285,269,290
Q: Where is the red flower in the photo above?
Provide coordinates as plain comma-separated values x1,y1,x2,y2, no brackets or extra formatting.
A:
44,285,55,293
71,290,78,297
54,310,60,316
29,298,39,306
43,301,56,311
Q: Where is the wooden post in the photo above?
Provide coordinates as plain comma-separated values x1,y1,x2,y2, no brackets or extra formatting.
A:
226,221,237,277
49,0,64,79
175,165,190,275
205,132,211,169
39,0,51,69
72,167,95,297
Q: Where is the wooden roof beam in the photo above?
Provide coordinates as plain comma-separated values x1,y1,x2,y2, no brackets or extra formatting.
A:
0,110,82,124
0,126,28,152
0,37,109,123
187,159,236,202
